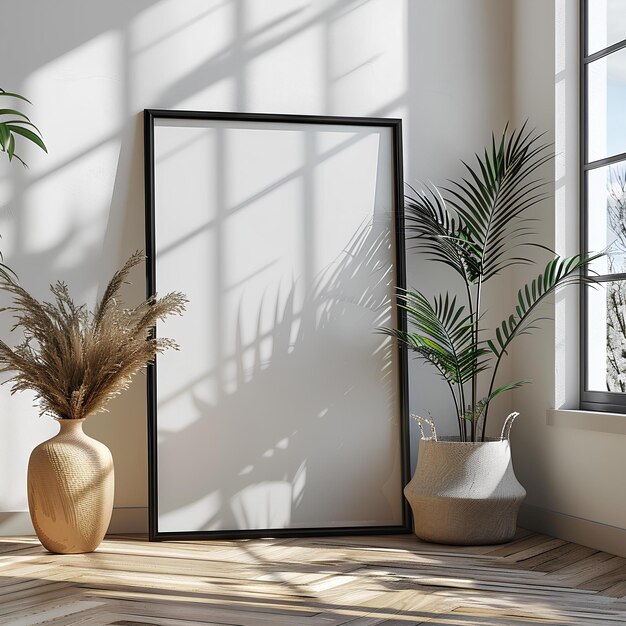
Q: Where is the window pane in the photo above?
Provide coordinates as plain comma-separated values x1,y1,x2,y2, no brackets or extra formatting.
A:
587,49,626,162
586,280,626,392
587,161,626,274
588,0,626,55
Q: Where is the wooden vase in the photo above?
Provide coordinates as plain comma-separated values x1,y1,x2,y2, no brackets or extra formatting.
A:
27,418,114,554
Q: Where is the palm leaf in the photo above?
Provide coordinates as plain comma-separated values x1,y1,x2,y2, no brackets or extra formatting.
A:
472,380,529,423
442,122,553,283
4,124,47,153
488,253,601,359
0,88,47,166
0,89,32,104
404,185,481,281
382,290,490,387
479,252,599,440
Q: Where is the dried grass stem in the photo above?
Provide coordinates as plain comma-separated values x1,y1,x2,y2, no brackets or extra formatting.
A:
0,251,187,420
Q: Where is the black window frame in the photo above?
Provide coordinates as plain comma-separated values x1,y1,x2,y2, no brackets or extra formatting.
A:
580,0,626,412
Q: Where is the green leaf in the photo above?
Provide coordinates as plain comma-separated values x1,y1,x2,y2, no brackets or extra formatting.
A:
404,184,481,281
0,90,32,104
0,90,46,165
0,124,8,150
508,314,516,334
384,288,490,387
496,326,504,349
478,380,530,414
489,253,603,358
5,124,47,153
3,119,44,134
0,109,30,121
9,153,28,168
439,123,553,283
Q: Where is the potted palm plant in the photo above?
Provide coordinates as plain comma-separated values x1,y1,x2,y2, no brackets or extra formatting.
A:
0,252,186,553
384,124,599,545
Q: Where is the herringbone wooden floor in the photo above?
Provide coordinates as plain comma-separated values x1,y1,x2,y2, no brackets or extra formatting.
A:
1,530,626,625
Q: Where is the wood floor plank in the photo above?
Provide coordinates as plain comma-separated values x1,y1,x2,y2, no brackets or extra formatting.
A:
1,530,626,625
554,554,626,586
534,544,598,573
498,538,568,564
579,563,626,593
484,533,556,558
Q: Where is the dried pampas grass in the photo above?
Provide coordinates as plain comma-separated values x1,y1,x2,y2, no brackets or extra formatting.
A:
0,251,186,420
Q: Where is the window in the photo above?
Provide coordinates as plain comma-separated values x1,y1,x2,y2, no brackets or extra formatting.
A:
581,0,626,411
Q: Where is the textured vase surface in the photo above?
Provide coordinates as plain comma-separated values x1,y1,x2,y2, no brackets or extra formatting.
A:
27,418,114,554
405,438,526,545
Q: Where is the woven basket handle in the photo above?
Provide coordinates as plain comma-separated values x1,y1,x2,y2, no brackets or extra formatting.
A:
500,411,520,441
411,414,438,441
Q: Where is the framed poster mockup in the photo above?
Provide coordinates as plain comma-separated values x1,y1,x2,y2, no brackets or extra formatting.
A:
144,110,410,540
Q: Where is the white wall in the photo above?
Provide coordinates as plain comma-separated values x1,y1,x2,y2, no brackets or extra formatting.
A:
405,0,514,442
0,0,514,534
511,0,626,557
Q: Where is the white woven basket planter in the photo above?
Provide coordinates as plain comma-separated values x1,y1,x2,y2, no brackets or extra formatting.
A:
405,414,526,545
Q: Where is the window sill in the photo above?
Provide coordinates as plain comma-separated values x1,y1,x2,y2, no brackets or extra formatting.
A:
547,409,626,435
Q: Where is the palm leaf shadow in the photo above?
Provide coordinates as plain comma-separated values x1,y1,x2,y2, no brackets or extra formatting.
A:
155,221,404,532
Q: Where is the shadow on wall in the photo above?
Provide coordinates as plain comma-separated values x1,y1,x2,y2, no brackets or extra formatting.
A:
0,0,518,526
156,222,403,532
0,0,409,518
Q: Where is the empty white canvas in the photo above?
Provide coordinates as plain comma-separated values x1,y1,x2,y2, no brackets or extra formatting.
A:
150,115,405,534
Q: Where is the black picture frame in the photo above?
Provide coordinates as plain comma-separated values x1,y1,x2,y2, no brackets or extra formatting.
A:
144,109,411,540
